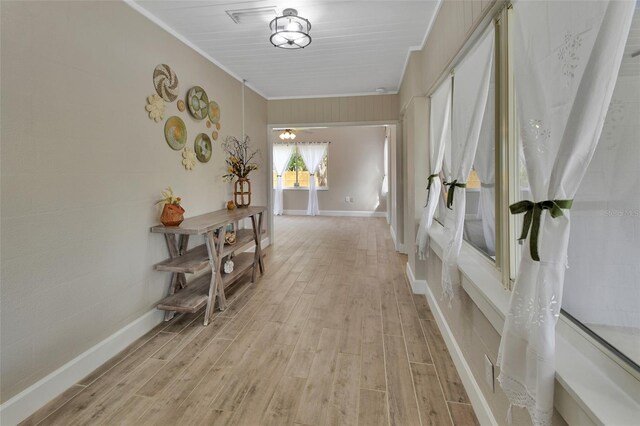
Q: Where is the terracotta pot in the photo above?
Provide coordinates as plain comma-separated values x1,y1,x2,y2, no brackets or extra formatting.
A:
160,203,185,227
234,178,251,208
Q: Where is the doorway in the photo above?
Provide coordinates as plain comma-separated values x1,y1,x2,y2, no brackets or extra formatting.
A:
267,124,398,246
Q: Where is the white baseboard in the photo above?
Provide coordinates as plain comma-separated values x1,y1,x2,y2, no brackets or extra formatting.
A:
0,309,165,425
405,262,427,295
423,284,498,426
282,209,387,218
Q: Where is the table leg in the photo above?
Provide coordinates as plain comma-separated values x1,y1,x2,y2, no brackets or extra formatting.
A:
204,228,227,325
250,213,264,282
163,234,185,321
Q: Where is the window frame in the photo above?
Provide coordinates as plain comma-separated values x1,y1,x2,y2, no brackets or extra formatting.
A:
273,143,329,190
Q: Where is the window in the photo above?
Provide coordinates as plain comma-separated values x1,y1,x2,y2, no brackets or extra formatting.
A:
431,3,639,374
272,143,328,189
560,8,640,368
433,27,497,262
509,6,639,369
463,58,496,260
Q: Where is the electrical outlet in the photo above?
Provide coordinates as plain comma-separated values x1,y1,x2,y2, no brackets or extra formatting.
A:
345,196,352,203
484,354,495,392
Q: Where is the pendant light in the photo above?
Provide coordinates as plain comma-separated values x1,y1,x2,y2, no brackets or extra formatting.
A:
270,8,312,49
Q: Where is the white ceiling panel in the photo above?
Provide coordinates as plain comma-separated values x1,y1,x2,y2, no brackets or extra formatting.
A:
131,0,440,98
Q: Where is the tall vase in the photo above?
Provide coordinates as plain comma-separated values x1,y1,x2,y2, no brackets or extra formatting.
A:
234,178,251,208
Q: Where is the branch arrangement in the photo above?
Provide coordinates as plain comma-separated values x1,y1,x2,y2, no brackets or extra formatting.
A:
222,136,260,182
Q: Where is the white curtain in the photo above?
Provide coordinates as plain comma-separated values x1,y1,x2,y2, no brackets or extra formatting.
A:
497,2,634,426
416,76,452,260
472,70,496,255
381,131,389,196
298,142,328,216
273,143,294,215
441,25,495,300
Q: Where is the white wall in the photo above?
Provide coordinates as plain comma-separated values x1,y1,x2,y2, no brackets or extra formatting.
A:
278,126,387,214
0,0,267,403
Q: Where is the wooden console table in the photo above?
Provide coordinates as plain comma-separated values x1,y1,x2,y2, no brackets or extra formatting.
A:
151,206,265,326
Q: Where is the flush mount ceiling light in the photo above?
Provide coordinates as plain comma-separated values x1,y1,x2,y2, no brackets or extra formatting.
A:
279,129,296,140
269,8,312,49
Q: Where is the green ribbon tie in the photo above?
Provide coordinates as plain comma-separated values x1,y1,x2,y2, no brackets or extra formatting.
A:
425,173,439,207
444,180,466,209
509,199,573,262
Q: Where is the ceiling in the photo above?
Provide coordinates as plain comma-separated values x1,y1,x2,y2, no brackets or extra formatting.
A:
130,0,440,99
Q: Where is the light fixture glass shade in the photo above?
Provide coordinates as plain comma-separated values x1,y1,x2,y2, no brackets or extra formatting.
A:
279,129,296,140
270,9,311,49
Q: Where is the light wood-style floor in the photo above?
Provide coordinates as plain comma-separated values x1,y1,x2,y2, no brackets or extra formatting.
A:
22,216,479,426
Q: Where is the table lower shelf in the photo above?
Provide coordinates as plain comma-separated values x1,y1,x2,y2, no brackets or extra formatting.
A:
156,252,255,313
154,229,264,274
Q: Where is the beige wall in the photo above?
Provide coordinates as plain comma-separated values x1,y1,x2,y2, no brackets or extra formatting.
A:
275,126,387,213
399,0,495,110
424,247,568,426
268,94,399,125
0,0,267,402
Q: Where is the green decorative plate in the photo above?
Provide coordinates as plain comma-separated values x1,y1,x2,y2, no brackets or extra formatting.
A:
208,101,221,124
194,133,212,163
187,86,209,120
164,116,187,150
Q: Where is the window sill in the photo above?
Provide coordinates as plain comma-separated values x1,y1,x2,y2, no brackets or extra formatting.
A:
281,187,329,191
428,222,640,426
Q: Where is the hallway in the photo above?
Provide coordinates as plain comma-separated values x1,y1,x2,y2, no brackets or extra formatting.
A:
22,216,478,426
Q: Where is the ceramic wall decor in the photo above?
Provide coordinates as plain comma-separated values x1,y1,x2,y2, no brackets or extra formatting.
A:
187,86,209,120
208,101,221,124
164,116,187,150
194,133,212,163
146,94,165,122
216,122,221,130
182,147,197,170
153,64,179,102
177,99,186,112
212,130,219,141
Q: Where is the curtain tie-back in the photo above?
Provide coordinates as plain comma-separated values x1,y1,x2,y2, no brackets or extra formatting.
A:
309,173,315,176
444,180,466,209
277,174,282,177
480,182,495,188
425,173,440,207
509,199,573,261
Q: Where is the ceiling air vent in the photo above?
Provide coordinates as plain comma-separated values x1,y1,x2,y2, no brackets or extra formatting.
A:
226,6,278,24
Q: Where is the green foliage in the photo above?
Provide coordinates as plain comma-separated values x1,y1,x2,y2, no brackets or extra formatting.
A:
287,150,308,171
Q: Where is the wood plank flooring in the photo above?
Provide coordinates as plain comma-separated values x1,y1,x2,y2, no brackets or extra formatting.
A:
21,216,479,426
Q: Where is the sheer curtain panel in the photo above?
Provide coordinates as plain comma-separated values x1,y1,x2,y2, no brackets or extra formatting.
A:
441,25,495,300
416,76,452,260
382,132,389,196
473,70,496,254
298,142,328,216
497,2,634,425
273,143,294,215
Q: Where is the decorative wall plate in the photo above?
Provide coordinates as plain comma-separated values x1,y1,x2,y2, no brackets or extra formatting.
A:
216,122,221,130
177,99,186,112
187,86,209,120
182,147,196,170
164,116,187,150
194,133,212,163
146,94,165,122
208,101,221,123
153,64,179,102
211,130,219,141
